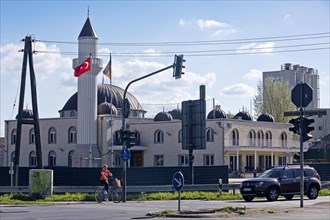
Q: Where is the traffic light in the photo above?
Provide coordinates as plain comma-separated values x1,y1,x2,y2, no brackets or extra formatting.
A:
301,117,314,142
173,54,185,79
125,131,137,148
120,129,128,143
288,117,300,135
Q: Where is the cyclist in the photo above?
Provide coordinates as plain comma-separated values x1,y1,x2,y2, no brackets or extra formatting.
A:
100,164,113,201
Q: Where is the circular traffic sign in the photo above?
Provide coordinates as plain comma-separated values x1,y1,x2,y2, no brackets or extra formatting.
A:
120,148,131,161
172,172,184,191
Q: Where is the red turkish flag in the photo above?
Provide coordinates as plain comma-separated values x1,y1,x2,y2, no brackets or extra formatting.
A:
74,57,91,77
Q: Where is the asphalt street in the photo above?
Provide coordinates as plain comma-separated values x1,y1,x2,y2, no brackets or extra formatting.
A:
0,196,329,220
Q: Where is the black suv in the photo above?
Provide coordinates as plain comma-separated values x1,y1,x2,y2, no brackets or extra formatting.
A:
240,165,321,202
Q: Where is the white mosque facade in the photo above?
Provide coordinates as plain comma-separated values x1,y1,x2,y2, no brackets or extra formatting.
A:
2,17,301,174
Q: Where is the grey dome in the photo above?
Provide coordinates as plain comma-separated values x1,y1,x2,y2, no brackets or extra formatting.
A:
233,111,252,121
16,108,33,119
59,84,144,114
207,109,227,119
168,109,182,120
257,113,275,122
98,101,118,115
154,112,173,121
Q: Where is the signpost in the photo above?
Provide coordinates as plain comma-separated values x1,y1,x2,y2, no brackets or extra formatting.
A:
172,172,184,211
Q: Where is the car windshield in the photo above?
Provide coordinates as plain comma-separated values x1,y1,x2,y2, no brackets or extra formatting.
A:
258,169,283,178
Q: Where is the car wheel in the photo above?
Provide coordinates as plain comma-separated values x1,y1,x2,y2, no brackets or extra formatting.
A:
242,196,254,202
307,185,318,200
266,187,279,201
284,195,294,200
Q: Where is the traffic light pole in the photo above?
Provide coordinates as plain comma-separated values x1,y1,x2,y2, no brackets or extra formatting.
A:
121,64,175,202
299,107,304,208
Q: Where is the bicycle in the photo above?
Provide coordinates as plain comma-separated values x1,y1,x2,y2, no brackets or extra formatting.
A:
95,178,122,203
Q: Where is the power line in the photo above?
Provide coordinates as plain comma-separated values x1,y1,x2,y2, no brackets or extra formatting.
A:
36,32,329,47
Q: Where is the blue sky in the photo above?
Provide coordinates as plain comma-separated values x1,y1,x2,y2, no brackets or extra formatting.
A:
1,0,329,136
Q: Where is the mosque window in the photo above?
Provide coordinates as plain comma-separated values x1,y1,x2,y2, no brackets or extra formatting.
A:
206,128,214,142
154,155,164,167
29,128,35,144
178,130,182,143
257,130,264,146
178,155,189,166
68,150,74,167
249,130,256,146
29,151,36,167
204,154,214,166
281,132,287,148
68,127,77,143
232,129,239,146
70,111,76,117
48,127,57,144
48,151,56,166
11,129,16,145
154,129,164,143
266,131,272,147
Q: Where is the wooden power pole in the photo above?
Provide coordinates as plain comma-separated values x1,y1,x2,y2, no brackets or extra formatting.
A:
14,36,43,186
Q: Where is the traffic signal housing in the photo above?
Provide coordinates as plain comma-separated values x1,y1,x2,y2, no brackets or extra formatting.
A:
301,117,314,142
173,54,185,79
126,130,137,148
288,117,300,135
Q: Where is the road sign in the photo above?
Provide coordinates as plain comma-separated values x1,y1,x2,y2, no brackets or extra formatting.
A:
172,172,184,191
284,109,327,117
120,148,131,161
291,83,313,108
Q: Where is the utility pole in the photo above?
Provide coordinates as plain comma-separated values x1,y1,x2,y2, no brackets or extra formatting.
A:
14,36,43,186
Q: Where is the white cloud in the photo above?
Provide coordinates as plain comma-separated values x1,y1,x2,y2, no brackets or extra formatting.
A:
236,42,275,54
220,83,255,97
243,69,262,80
179,18,185,26
212,28,236,38
283,14,293,24
196,19,229,30
142,48,161,57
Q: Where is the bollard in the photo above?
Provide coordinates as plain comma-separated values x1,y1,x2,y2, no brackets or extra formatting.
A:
218,179,223,196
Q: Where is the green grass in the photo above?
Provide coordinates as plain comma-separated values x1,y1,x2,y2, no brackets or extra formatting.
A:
0,189,329,205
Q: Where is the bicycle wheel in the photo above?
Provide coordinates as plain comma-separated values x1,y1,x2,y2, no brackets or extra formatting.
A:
95,187,104,203
111,187,122,203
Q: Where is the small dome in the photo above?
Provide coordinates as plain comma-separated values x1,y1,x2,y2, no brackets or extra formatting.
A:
154,112,173,121
207,109,227,119
97,101,118,115
233,111,252,121
168,109,182,120
257,113,275,122
16,108,34,119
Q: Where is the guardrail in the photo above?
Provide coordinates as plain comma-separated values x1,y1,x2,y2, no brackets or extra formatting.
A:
0,184,241,194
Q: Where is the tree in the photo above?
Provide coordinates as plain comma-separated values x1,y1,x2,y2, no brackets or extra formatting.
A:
262,77,296,123
253,80,263,120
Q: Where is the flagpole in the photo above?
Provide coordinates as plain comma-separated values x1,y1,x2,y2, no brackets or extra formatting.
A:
109,53,114,167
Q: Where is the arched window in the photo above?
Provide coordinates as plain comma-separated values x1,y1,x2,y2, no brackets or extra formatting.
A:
266,131,272,147
68,126,77,143
48,151,56,166
48,127,56,144
281,132,287,148
206,128,214,142
178,130,182,143
154,129,164,143
70,111,76,117
11,129,16,145
249,130,256,146
29,151,36,167
68,150,74,167
29,128,35,144
257,130,264,146
232,129,239,146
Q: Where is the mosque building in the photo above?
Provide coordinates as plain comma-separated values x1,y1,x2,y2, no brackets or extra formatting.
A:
2,16,301,174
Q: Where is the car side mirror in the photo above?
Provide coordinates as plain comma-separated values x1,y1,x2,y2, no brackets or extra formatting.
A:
281,175,287,180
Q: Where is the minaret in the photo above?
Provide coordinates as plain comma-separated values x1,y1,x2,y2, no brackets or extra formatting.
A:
73,16,102,145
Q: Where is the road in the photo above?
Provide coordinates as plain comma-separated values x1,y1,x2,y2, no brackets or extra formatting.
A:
0,196,329,220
